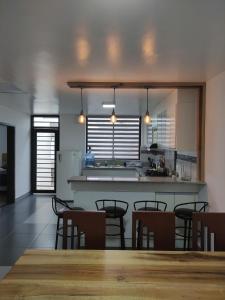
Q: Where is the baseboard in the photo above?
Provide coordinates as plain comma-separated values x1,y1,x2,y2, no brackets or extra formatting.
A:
15,191,31,202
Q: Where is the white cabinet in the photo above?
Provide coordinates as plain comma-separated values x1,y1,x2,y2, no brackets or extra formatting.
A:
155,193,175,211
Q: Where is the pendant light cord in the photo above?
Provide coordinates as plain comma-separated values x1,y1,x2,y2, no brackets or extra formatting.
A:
80,88,83,111
147,88,149,112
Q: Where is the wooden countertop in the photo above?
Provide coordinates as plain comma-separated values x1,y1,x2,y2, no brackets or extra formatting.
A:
0,249,225,299
68,175,205,185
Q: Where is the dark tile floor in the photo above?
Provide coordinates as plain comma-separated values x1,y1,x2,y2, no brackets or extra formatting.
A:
0,195,58,266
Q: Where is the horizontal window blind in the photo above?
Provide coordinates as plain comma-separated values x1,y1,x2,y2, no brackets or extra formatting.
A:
157,114,176,148
87,116,141,159
33,117,59,128
147,123,153,145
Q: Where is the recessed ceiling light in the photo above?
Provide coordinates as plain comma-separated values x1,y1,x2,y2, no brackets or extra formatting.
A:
102,103,115,108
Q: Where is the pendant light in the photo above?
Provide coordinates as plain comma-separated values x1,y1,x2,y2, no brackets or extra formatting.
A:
78,88,86,124
144,88,151,124
110,87,117,124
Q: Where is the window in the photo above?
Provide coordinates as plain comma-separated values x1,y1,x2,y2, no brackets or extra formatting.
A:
147,123,153,145
86,116,141,160
147,113,176,148
33,116,59,128
31,116,59,193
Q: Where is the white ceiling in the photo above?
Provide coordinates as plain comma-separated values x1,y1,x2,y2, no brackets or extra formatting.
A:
0,0,225,114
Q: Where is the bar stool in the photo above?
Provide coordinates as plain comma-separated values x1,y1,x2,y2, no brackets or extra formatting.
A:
134,200,167,212
174,201,208,250
52,196,84,249
95,199,129,249
134,200,167,248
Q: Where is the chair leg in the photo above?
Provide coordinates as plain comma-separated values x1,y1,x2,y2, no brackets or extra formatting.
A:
137,221,143,249
120,217,125,249
187,219,192,250
71,225,74,249
183,219,187,251
55,216,60,250
147,229,150,249
77,228,81,249
137,221,141,249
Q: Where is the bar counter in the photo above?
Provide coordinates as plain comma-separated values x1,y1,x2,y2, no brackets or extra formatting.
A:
68,175,205,193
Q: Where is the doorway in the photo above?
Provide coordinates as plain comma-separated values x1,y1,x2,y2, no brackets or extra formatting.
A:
0,124,15,207
31,116,59,193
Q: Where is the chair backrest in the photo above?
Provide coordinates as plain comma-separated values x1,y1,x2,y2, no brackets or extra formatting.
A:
95,199,128,216
192,212,225,251
132,211,175,250
63,210,106,250
134,200,167,211
52,196,71,216
174,201,208,212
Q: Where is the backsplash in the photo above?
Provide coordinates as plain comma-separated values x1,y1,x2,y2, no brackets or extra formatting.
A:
176,153,198,181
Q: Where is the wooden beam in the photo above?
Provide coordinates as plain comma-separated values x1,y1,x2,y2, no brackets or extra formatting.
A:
67,81,205,89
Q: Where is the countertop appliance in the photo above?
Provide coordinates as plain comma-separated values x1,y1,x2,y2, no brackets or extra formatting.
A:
56,150,82,200
145,168,168,177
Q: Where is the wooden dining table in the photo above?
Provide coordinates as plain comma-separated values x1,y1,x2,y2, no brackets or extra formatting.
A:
1,249,225,299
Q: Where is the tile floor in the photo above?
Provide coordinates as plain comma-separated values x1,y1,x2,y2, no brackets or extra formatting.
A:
0,195,59,269
0,194,127,275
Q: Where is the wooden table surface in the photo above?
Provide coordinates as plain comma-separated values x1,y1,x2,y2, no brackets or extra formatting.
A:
1,249,225,299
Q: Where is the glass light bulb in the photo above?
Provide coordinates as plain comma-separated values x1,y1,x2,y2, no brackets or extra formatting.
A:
78,111,86,124
144,112,151,124
110,110,117,124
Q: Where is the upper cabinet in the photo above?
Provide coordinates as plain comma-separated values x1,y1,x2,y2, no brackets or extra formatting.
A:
175,89,198,156
145,88,198,157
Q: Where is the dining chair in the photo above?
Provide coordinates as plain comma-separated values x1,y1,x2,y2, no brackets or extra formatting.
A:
132,211,175,250
134,200,167,248
192,212,225,251
63,210,106,250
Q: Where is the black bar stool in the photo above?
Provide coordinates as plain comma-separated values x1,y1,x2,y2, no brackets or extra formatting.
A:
95,199,129,249
52,196,84,249
174,201,208,250
134,200,167,248
134,200,167,212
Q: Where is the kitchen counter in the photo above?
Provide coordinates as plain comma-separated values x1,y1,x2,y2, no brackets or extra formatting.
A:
68,175,205,193
68,175,207,243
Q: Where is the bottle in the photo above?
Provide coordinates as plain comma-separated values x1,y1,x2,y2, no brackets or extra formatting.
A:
85,146,95,167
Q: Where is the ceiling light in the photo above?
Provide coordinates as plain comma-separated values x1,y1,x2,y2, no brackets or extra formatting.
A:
78,88,86,124
110,88,117,124
102,103,115,108
144,88,151,125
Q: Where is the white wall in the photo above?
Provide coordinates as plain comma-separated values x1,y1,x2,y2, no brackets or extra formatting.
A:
205,70,225,211
0,95,30,198
60,114,86,153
